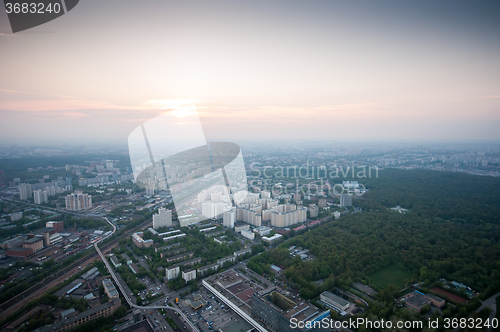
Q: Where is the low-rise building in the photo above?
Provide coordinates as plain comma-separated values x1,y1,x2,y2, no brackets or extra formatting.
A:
160,247,186,259
129,263,140,274
401,291,431,312
6,248,33,258
166,251,194,263
262,233,283,245
425,293,445,308
217,255,236,267
197,263,219,277
234,248,252,257
40,298,121,332
253,226,272,236
180,257,202,267
110,255,121,268
234,224,250,233
132,232,153,248
102,278,119,299
320,291,349,311
241,228,255,240
122,253,133,265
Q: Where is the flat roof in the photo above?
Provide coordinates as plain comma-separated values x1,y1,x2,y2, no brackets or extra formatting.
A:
24,237,43,244
321,291,349,307
405,292,430,309
425,293,445,302
220,319,253,332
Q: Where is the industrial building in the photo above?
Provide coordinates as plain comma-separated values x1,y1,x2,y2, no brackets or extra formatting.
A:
46,221,64,232
22,237,44,252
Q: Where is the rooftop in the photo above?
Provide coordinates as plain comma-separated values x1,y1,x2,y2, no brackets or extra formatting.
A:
404,292,431,309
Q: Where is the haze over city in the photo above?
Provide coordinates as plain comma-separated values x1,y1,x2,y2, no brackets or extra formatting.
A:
1,0,500,145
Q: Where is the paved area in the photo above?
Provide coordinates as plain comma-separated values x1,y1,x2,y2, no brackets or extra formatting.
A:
476,291,500,332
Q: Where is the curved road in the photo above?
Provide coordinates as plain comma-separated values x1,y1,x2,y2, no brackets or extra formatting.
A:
95,217,199,332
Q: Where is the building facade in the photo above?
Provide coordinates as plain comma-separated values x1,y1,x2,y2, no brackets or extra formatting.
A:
153,207,173,229
223,208,235,228
166,265,180,280
182,269,196,282
339,194,353,207
34,189,49,204
270,204,307,228
308,204,319,218
65,191,92,211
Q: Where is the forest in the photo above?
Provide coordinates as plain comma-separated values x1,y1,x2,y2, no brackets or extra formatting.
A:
248,169,500,306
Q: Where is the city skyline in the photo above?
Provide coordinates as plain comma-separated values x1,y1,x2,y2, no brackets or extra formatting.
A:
0,0,499,144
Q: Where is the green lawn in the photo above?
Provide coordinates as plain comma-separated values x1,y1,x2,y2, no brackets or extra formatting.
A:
368,265,414,289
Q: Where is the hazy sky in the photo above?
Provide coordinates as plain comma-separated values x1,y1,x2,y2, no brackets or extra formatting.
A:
0,0,499,145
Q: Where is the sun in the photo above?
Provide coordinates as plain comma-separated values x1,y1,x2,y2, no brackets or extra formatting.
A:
144,99,198,118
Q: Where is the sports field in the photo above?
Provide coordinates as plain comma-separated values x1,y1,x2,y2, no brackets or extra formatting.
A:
368,265,413,289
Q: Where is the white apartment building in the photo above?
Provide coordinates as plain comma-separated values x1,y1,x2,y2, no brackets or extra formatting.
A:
223,208,235,228
33,189,49,204
153,207,172,229
182,269,196,282
166,266,180,280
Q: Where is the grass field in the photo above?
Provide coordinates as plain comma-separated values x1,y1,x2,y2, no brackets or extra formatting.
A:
368,265,413,289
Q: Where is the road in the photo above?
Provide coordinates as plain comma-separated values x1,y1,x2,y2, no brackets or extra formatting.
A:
95,217,199,332
476,291,500,332
0,197,91,217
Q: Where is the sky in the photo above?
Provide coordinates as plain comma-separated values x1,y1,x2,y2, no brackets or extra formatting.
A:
0,0,499,145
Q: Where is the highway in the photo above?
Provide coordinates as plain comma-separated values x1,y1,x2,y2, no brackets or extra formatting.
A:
95,217,199,332
0,197,91,217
